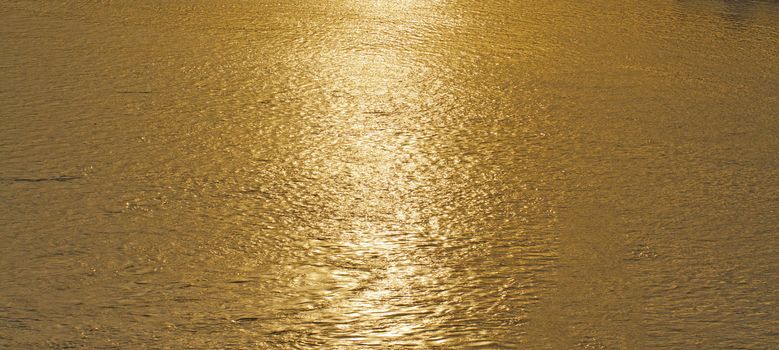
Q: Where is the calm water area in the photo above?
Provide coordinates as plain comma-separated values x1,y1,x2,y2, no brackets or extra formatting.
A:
1,0,778,348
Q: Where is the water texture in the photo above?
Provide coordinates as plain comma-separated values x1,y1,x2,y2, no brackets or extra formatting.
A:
1,0,777,348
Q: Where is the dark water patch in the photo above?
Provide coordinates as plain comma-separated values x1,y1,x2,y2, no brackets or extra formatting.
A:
227,279,255,284
1,175,81,183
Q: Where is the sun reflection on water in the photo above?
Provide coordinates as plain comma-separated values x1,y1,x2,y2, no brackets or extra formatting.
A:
300,3,451,343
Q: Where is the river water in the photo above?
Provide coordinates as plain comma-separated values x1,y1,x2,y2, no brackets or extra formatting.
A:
1,1,777,348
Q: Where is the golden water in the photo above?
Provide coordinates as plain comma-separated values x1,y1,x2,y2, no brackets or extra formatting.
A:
1,1,777,348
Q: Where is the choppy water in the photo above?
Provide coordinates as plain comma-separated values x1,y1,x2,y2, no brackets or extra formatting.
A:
1,1,777,348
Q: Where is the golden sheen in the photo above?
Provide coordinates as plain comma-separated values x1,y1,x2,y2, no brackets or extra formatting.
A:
0,1,777,349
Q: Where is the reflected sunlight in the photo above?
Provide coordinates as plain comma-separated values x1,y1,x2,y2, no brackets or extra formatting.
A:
302,4,447,343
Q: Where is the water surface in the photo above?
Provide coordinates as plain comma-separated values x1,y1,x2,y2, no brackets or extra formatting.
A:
1,0,777,348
